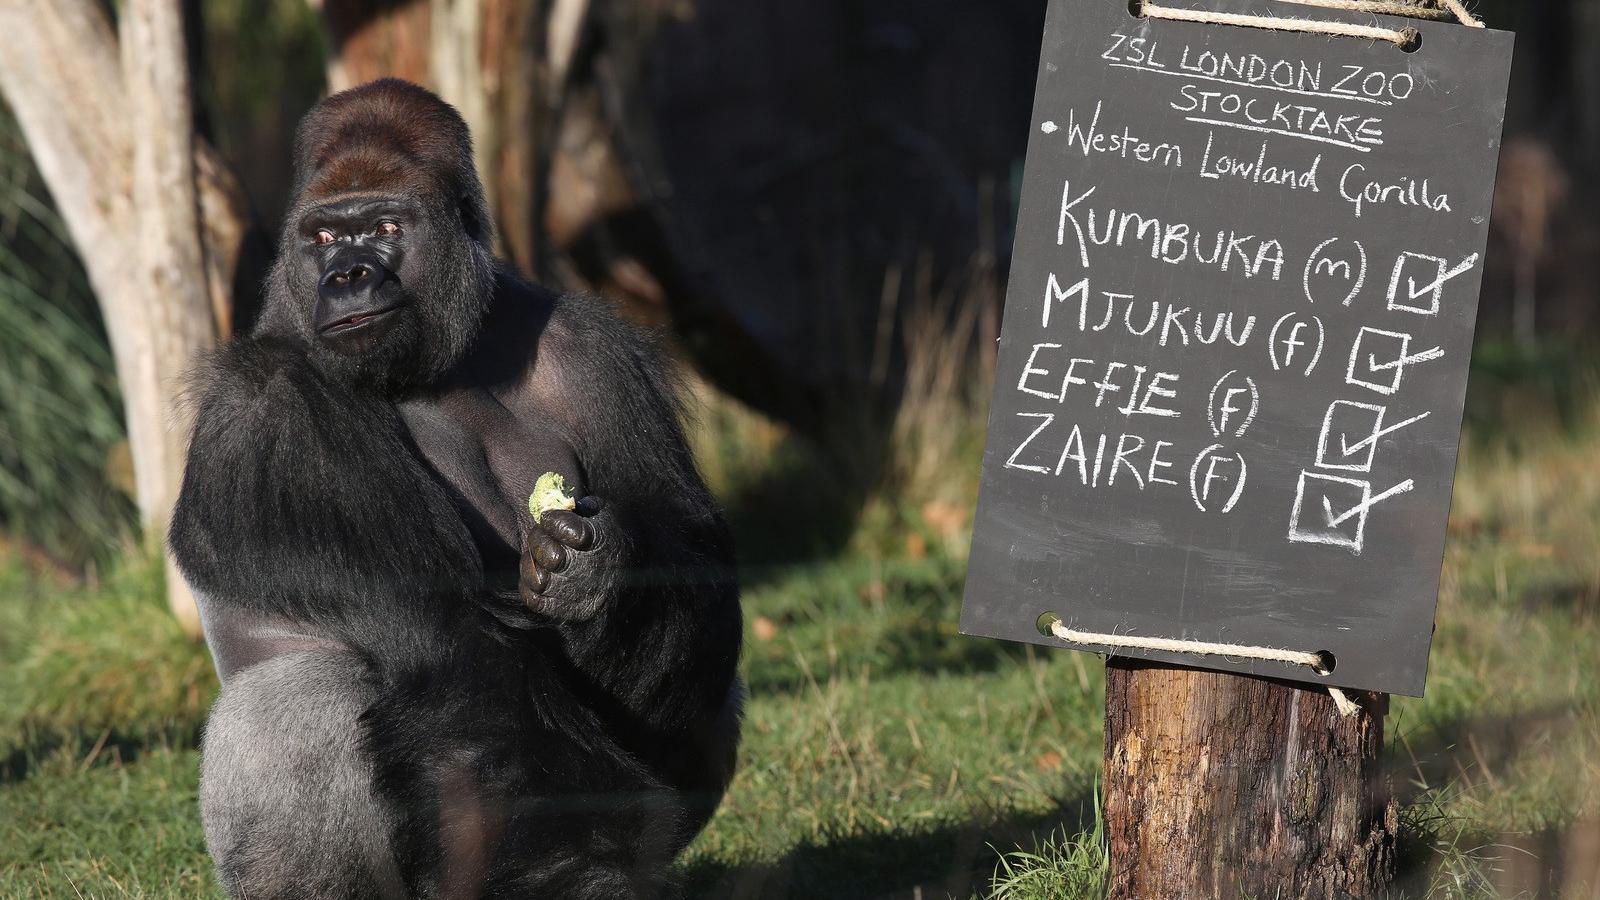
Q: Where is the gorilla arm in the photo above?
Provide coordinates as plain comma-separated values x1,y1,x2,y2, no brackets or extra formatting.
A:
505,294,743,776
170,338,484,674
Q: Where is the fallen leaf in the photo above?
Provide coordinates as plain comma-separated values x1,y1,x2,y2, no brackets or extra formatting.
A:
751,616,779,642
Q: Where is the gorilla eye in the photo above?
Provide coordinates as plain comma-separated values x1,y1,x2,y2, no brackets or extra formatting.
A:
313,230,336,246
376,222,402,237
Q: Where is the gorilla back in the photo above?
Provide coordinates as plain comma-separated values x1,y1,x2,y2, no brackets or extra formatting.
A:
170,80,742,899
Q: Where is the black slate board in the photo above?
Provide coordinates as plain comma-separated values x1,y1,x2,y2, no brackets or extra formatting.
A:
960,0,1514,696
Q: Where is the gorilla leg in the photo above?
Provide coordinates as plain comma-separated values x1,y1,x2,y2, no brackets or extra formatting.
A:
203,641,682,900
201,650,405,900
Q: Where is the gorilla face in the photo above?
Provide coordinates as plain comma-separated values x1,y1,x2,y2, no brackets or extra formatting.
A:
259,79,496,394
298,196,416,355
278,190,488,392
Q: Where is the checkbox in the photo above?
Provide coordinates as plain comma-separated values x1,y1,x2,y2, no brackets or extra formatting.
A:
1289,471,1371,552
1345,327,1443,396
1316,400,1432,473
1289,471,1415,555
1387,251,1480,316
1346,328,1409,395
1316,400,1386,473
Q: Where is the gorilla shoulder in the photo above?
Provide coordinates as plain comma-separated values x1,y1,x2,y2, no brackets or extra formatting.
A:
172,334,481,621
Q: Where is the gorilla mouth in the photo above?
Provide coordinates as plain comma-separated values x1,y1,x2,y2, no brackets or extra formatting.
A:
319,305,403,336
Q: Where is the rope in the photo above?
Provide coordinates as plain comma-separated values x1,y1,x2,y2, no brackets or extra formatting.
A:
1434,0,1484,27
1136,0,1491,45
1278,0,1451,20
1137,2,1420,45
1048,620,1362,716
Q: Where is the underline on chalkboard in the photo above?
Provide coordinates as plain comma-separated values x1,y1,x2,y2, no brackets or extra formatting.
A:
1105,62,1394,108
1184,116,1375,152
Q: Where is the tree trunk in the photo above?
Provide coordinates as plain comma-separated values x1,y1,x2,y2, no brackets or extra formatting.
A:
319,0,601,284
0,0,246,636
1103,660,1397,899
120,0,219,635
320,0,434,88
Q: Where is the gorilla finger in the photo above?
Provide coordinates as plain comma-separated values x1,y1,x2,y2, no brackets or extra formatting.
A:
541,510,595,551
575,496,604,517
531,532,568,572
519,563,551,603
521,534,561,580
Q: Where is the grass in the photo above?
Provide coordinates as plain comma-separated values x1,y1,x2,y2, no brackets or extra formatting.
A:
981,801,1108,900
0,559,215,897
0,106,135,570
1,364,1597,898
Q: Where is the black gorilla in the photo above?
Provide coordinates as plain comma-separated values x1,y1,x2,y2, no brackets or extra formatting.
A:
169,80,743,899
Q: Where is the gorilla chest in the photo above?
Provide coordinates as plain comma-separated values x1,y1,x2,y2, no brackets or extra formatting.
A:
397,389,581,570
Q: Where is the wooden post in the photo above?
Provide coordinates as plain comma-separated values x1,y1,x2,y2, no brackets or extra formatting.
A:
1103,660,1397,899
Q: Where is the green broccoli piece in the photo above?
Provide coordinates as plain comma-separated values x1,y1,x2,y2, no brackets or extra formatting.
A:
528,472,578,524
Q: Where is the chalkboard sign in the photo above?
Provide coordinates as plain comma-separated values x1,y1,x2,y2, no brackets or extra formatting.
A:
961,0,1514,696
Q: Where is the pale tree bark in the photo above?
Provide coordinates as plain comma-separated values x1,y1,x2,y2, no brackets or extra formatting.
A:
0,0,249,636
1104,661,1397,899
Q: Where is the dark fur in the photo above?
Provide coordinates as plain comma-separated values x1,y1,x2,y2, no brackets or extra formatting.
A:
170,80,742,899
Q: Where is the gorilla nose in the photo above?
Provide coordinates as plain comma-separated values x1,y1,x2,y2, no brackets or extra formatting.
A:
315,254,397,334
323,262,377,289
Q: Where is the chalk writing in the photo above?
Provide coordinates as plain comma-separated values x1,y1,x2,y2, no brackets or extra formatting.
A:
1345,326,1445,396
1268,312,1326,376
962,0,1511,696
1057,181,1287,278
1339,164,1452,217
1207,371,1260,439
1190,444,1249,513
1304,237,1368,306
1062,101,1184,167
1288,471,1414,553
1314,400,1431,473
1387,252,1480,315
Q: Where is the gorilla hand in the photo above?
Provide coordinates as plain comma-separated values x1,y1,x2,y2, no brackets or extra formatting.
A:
520,497,624,621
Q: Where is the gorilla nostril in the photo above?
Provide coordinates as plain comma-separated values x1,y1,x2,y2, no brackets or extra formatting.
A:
324,263,378,290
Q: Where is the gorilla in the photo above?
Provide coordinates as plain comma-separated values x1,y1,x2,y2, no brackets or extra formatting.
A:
169,80,743,899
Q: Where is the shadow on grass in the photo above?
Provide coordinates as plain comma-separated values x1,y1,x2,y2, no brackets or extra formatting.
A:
680,701,1589,900
742,627,1034,698
1388,703,1578,807
1387,702,1588,893
1,723,203,785
680,786,1099,900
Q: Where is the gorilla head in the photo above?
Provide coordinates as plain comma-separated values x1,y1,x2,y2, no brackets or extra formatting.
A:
261,79,496,391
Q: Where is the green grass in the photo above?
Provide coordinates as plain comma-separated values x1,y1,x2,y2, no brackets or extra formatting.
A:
982,811,1109,900
1,746,211,898
0,560,216,896
0,106,135,570
1,380,1597,898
